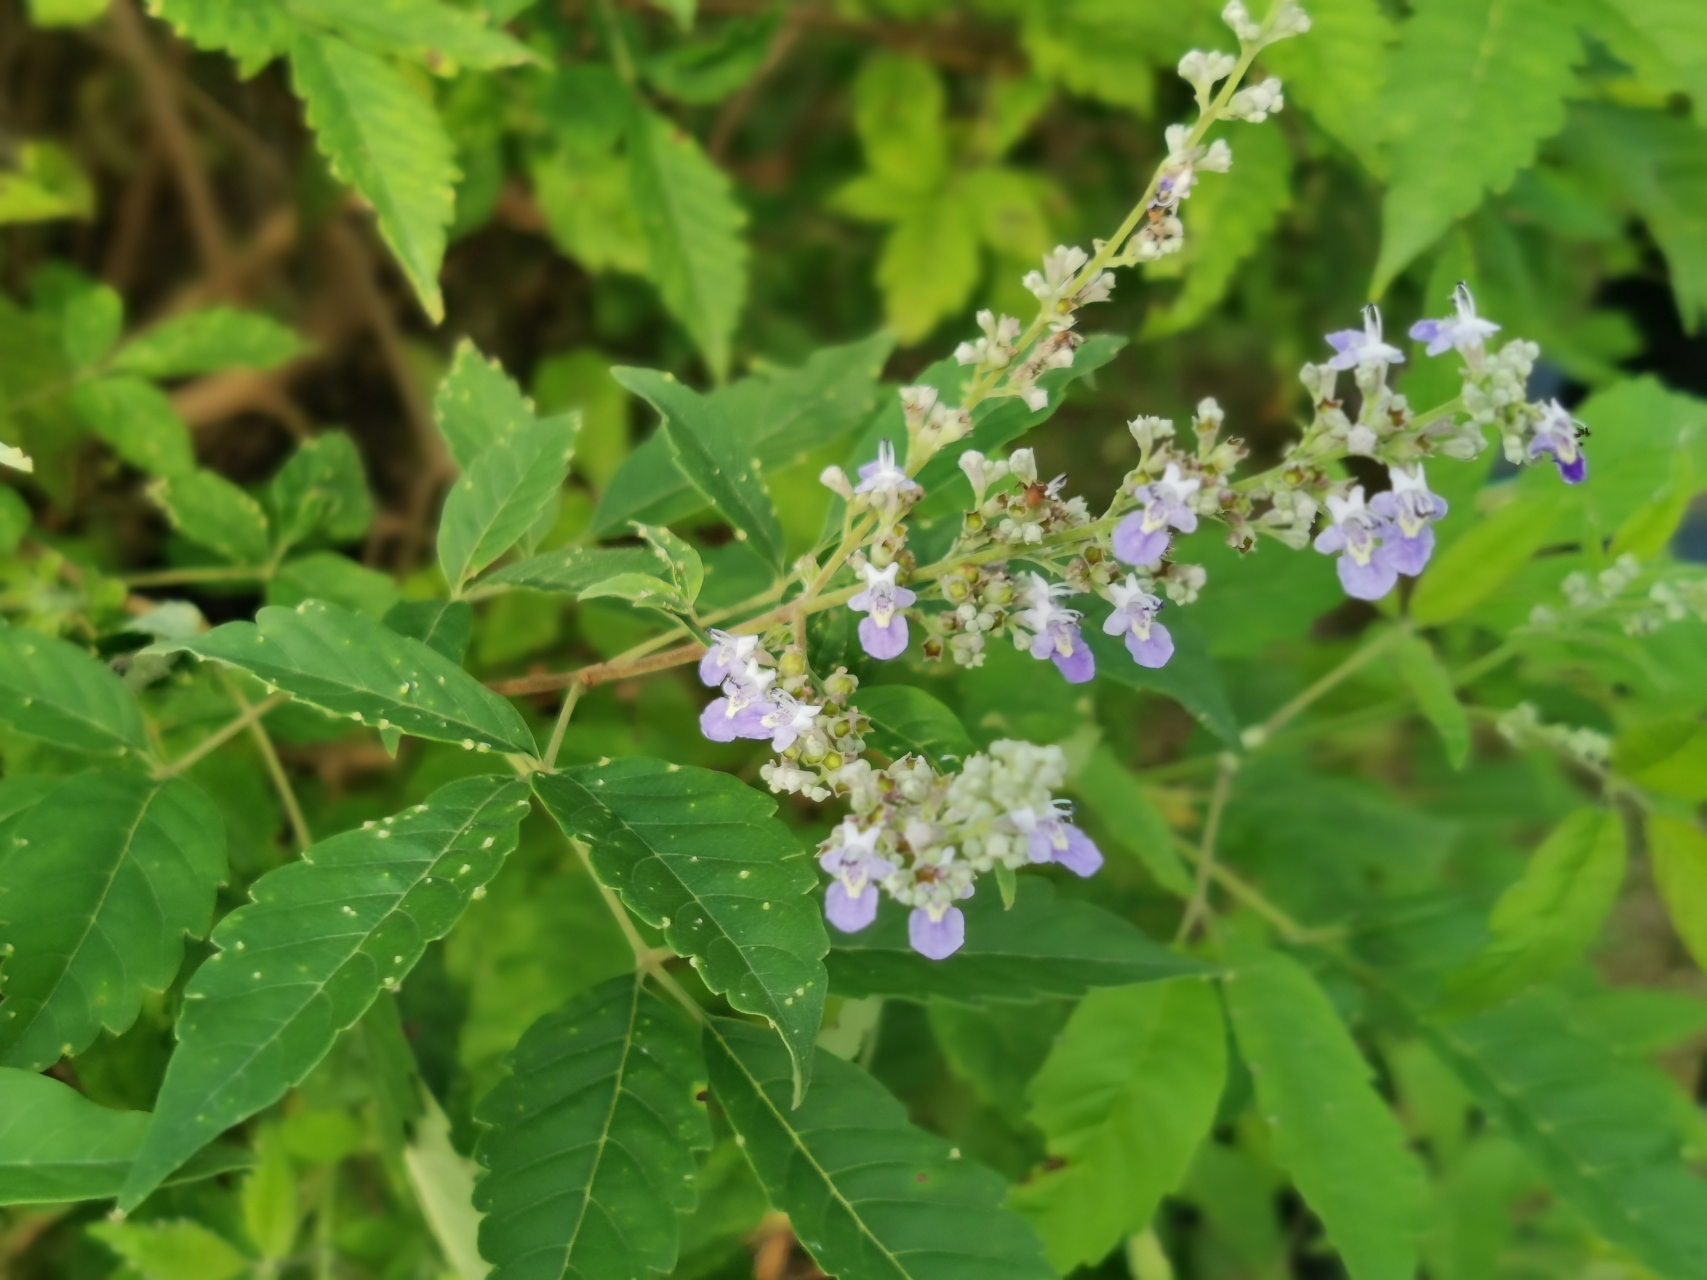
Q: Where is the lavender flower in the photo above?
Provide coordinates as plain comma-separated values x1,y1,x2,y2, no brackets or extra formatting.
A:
849,561,916,660
1314,486,1397,601
908,902,966,960
1014,803,1104,877
1409,282,1500,359
854,439,921,514
1369,465,1448,576
699,664,775,743
1529,400,1588,485
1020,573,1096,684
1112,462,1201,567
759,692,822,752
698,628,760,687
1102,575,1174,668
1325,305,1405,373
819,821,896,933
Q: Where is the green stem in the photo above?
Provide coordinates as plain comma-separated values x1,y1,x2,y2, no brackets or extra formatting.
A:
1175,752,1238,943
1243,623,1409,748
222,675,312,850
542,680,584,771
155,691,288,779
122,564,271,589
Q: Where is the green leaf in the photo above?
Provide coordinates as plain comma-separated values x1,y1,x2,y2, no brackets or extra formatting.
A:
1011,980,1226,1273
383,599,472,663
856,684,974,768
287,0,537,72
1392,631,1470,768
640,11,778,104
147,0,293,77
290,30,458,323
267,553,401,620
1372,0,1580,295
150,470,272,565
1442,810,1625,1014
1408,493,1563,626
1019,1,1185,113
434,340,539,471
60,283,122,369
627,107,748,381
269,430,373,547
1648,815,1707,975
1574,0,1707,124
705,1016,1056,1280
1609,434,1695,559
241,1127,298,1262
1145,125,1294,337
533,348,632,490
1401,986,1707,1280
438,416,578,593
1565,105,1707,333
533,760,829,1104
71,375,196,478
28,0,110,26
474,972,712,1280
1221,947,1428,1280
614,369,783,568
852,52,948,190
0,771,225,1070
1263,0,1394,172
119,775,530,1209
1071,746,1193,897
1084,611,1241,745
877,195,982,344
0,141,94,223
404,1088,488,1280
635,522,705,603
88,1219,251,1280
0,627,149,756
152,599,537,756
481,545,665,595
111,307,308,379
1614,718,1707,800
828,877,1200,1004
594,331,892,535
578,573,693,614
0,1068,150,1204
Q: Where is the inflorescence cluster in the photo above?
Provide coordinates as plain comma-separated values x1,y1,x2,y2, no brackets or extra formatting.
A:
692,0,1609,960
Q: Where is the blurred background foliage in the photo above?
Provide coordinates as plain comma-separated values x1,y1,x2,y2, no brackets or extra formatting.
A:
2,0,1707,1278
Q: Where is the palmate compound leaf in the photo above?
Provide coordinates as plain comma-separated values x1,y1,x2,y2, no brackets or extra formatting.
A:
149,598,537,757
289,29,458,322
1221,946,1429,1280
1010,979,1227,1273
0,1069,250,1205
473,972,711,1280
533,761,828,1104
826,876,1201,1005
0,772,225,1071
1393,984,1707,1280
613,368,784,569
0,626,150,757
705,1016,1055,1280
118,774,532,1210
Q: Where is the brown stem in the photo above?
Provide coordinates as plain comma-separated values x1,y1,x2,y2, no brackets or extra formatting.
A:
109,0,236,295
490,641,707,697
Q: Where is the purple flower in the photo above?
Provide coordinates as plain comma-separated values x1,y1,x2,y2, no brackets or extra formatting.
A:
1016,804,1104,877
699,665,775,743
819,822,896,934
854,439,921,511
1101,575,1173,668
1314,486,1398,601
698,629,760,687
759,692,822,752
849,561,917,660
908,905,965,960
1112,463,1201,567
1529,400,1588,485
1325,305,1405,373
1020,574,1095,684
1369,465,1448,577
1409,282,1500,358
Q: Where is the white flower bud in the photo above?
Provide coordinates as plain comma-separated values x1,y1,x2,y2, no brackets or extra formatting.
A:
1222,0,1263,42
1269,1,1311,40
1008,448,1038,486
1021,386,1049,412
819,465,853,498
1178,49,1238,95
1227,77,1284,123
1200,139,1233,173
1128,415,1175,450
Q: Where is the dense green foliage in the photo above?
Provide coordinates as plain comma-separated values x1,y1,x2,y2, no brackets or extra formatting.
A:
0,0,1705,1278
